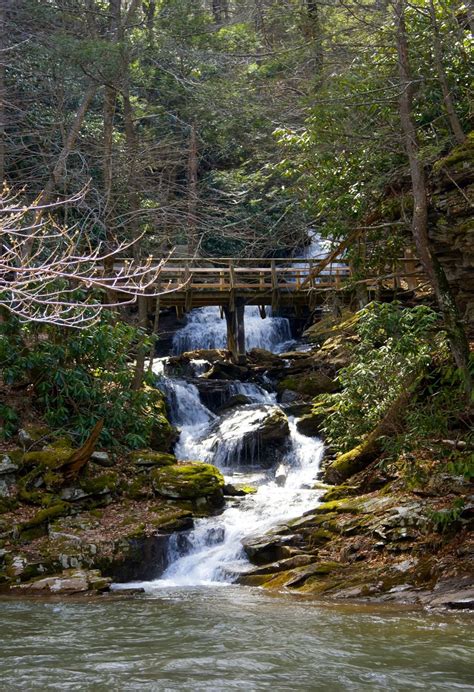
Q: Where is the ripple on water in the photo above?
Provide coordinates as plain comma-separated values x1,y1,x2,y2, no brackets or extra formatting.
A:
0,589,473,691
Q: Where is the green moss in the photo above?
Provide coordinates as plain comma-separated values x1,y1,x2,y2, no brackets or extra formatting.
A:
314,499,361,514
125,475,152,500
323,440,379,484
434,131,474,171
151,462,224,500
79,472,118,496
129,450,177,467
48,436,74,450
320,484,360,502
18,502,69,540
22,448,72,469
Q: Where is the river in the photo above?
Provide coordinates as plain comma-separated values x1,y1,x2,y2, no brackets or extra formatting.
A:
1,589,473,690
2,279,473,690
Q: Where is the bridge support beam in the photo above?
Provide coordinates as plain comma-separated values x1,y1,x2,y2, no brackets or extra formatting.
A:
224,299,246,364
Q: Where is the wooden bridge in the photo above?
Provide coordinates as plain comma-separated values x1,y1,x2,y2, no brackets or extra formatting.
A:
115,252,423,362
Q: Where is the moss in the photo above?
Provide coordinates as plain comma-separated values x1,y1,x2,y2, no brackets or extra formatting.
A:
48,436,74,450
20,424,52,443
151,462,224,500
309,528,335,546
314,499,361,514
323,440,379,484
434,131,474,171
320,484,360,502
303,309,359,345
18,502,69,540
278,372,336,397
22,448,72,469
125,475,153,500
0,497,18,514
128,450,177,467
79,472,118,496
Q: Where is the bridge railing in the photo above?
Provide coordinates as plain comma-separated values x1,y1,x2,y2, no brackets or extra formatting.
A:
112,255,425,294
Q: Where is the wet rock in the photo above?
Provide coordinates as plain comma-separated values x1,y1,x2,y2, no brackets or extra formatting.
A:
151,462,224,502
204,360,250,381
223,483,257,496
14,568,111,594
217,394,252,413
242,533,296,565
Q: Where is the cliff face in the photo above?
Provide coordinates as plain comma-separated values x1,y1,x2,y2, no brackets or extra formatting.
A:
430,133,474,329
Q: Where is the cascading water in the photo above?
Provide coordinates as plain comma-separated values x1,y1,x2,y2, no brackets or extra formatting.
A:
172,305,293,354
120,303,325,590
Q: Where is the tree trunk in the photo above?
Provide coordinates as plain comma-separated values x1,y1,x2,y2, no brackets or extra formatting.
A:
394,0,471,397
428,0,465,144
36,83,98,215
187,124,198,254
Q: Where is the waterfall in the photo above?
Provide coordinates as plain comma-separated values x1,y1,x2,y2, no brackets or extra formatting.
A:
172,306,292,354
119,297,324,590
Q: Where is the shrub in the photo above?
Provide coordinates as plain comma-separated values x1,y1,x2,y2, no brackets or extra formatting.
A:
0,313,166,448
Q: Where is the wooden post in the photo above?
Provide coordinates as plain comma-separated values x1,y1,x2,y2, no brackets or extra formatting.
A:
224,298,246,364
271,259,280,312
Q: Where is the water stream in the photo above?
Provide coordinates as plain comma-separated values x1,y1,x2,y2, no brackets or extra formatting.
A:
128,304,323,589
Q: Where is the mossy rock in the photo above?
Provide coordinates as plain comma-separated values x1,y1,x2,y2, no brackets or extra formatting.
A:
323,441,379,484
22,448,72,469
145,387,178,452
314,498,361,514
258,408,290,440
151,462,224,500
320,484,360,502
434,131,474,173
303,310,359,345
18,502,69,540
278,372,336,397
125,475,153,500
129,450,177,468
79,472,118,497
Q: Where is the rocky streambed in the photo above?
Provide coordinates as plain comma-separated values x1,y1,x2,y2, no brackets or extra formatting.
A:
0,308,473,609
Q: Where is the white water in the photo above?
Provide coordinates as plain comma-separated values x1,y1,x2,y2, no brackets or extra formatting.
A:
172,305,292,354
122,265,326,590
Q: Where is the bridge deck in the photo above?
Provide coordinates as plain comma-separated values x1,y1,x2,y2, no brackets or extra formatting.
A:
113,255,423,309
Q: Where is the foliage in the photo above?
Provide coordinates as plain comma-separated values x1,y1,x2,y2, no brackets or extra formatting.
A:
0,314,164,448
320,303,446,453
428,499,465,533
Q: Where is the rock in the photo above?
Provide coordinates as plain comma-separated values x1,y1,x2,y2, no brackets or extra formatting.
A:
223,483,257,496
428,587,474,610
0,455,19,476
91,451,114,467
204,404,290,468
279,389,301,404
129,450,177,468
203,360,250,381
146,387,178,452
277,371,337,397
296,412,322,437
242,533,296,565
151,462,225,501
217,394,252,413
275,464,287,487
14,568,111,594
17,424,52,450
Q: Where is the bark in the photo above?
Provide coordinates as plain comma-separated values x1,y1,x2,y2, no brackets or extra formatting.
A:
187,124,198,254
59,419,104,481
0,0,9,183
122,57,148,389
36,83,98,214
324,376,419,484
428,0,465,145
394,0,471,397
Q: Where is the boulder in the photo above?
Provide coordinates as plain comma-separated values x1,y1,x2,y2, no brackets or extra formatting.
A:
242,533,296,565
129,450,177,468
151,462,224,501
91,451,114,468
217,394,252,413
14,568,111,594
203,404,290,469
223,483,257,496
277,371,337,397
